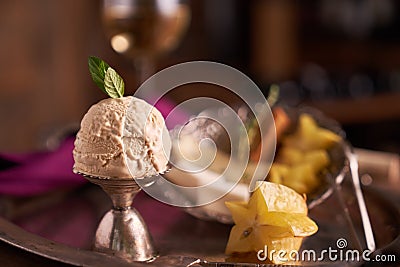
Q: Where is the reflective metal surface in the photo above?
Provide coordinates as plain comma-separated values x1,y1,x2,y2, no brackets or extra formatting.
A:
346,147,376,252
0,216,146,267
81,174,157,262
0,181,398,266
94,208,157,262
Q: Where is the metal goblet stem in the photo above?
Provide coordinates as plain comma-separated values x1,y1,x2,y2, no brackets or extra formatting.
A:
83,175,157,262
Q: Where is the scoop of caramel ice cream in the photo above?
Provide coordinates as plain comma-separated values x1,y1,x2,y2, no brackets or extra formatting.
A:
73,96,170,179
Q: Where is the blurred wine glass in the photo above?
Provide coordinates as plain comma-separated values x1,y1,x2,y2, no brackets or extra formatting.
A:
102,0,190,84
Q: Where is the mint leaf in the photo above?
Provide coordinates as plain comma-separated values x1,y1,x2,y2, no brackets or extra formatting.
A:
104,67,125,98
88,56,125,98
88,56,110,95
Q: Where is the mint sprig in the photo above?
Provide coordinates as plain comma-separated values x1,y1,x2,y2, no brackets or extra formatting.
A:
88,56,125,98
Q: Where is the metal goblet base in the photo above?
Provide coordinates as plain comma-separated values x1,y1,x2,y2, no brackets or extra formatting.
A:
94,208,157,262
77,172,158,262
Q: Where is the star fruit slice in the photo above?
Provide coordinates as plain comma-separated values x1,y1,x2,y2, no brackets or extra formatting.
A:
256,181,308,214
225,182,318,258
283,114,341,151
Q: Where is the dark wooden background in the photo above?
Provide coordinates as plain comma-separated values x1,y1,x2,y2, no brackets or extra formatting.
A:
0,0,399,152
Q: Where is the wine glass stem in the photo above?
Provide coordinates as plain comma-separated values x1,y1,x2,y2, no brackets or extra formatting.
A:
134,57,154,86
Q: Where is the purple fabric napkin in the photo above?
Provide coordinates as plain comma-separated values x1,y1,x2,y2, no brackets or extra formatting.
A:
0,138,85,196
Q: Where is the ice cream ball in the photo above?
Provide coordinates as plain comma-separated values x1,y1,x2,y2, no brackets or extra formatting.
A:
73,96,171,179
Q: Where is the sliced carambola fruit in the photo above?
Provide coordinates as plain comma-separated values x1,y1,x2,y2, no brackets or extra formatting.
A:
225,182,317,260
283,114,341,151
